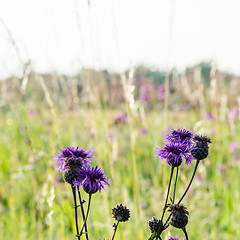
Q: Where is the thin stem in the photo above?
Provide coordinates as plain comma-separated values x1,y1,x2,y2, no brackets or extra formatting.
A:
154,167,174,240
172,166,179,204
160,166,174,222
163,213,171,229
77,186,89,240
71,185,80,240
111,219,120,240
79,194,92,237
182,227,189,240
163,167,179,228
178,160,200,204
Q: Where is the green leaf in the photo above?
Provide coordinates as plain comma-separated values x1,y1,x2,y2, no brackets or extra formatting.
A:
148,232,156,240
76,232,88,237
71,204,81,208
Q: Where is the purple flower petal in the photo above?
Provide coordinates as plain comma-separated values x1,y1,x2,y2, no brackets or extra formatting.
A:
73,166,111,193
156,128,195,166
53,146,95,172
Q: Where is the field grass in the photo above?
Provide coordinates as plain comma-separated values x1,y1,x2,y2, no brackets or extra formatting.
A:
0,72,240,240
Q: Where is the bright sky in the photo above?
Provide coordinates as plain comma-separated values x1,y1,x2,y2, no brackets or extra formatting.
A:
0,0,240,78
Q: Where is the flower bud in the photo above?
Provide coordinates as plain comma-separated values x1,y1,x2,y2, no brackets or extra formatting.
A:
148,217,162,233
191,135,211,160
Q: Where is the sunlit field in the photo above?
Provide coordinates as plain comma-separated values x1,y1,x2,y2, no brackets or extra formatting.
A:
1,65,240,240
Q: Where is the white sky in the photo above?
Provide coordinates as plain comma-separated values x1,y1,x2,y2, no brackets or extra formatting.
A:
0,0,240,78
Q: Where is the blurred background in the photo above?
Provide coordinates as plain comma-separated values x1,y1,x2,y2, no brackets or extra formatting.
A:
0,0,240,239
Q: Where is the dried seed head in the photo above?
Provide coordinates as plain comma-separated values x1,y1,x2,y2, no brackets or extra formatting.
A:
148,217,162,233
168,204,189,229
112,204,130,222
191,135,211,160
194,135,211,144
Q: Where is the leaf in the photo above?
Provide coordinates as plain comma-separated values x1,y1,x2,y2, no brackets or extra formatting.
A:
148,232,156,240
71,204,81,208
76,232,88,237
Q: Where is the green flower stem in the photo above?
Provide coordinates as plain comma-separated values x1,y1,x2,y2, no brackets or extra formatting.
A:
182,227,189,240
77,186,89,240
163,213,171,229
79,194,92,237
71,185,80,240
178,160,200,204
111,219,120,240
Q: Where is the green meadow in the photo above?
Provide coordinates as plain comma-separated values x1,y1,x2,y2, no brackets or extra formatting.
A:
1,66,240,239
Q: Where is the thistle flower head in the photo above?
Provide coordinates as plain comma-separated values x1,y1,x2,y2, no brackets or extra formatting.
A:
156,128,195,166
165,128,194,146
73,166,111,194
192,134,212,160
168,204,189,229
54,146,95,172
156,141,194,167
63,168,78,184
193,135,211,144
112,204,130,222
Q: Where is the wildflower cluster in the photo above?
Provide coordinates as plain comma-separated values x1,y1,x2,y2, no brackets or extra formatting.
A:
54,146,110,193
149,128,211,240
156,128,211,167
54,146,130,240
54,146,112,240
53,127,211,240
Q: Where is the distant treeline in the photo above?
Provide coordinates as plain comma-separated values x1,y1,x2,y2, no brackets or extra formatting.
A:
1,61,239,111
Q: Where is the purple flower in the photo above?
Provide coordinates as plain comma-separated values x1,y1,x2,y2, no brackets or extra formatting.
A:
157,84,165,100
139,85,151,103
114,112,128,125
204,112,217,121
156,128,196,166
169,237,185,240
229,106,239,119
156,141,194,167
165,128,194,148
233,154,239,165
54,146,95,172
217,164,227,174
139,93,151,102
229,142,238,153
139,127,148,135
73,166,111,194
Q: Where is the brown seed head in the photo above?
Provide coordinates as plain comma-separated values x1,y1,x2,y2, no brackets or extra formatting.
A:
148,217,162,233
194,135,212,144
168,204,189,229
112,204,130,222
